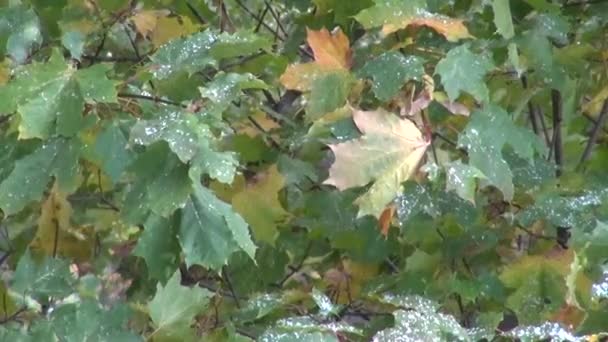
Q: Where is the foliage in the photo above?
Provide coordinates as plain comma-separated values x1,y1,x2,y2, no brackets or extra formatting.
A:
0,0,608,340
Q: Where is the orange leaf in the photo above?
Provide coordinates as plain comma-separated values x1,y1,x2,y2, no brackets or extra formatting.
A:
306,27,352,70
378,205,396,237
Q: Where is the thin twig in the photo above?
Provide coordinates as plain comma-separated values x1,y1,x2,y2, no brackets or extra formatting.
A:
0,306,27,325
82,54,143,63
117,93,186,108
247,116,282,150
551,89,563,177
264,0,288,37
521,76,540,135
579,99,608,167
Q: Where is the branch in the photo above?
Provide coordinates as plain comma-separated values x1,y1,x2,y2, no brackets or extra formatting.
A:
117,93,186,108
579,99,608,167
550,89,563,177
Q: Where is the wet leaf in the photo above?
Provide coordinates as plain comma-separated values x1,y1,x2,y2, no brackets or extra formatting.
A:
358,52,425,101
148,270,212,341
435,44,494,103
179,183,256,270
325,107,429,218
355,0,472,41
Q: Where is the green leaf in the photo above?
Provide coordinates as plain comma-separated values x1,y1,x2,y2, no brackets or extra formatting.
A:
178,183,256,270
0,138,81,215
492,0,515,39
435,44,494,103
259,317,359,342
277,155,318,185
130,109,205,163
89,122,134,184
123,143,192,219
149,30,217,79
200,72,269,114
130,109,238,184
209,30,272,60
358,52,425,101
50,300,140,342
150,30,271,79
74,64,118,103
458,105,545,201
445,160,485,203
148,271,212,341
61,30,85,61
236,293,283,323
11,251,74,302
0,51,116,139
133,214,180,282
306,71,352,122
0,5,42,63
373,296,470,341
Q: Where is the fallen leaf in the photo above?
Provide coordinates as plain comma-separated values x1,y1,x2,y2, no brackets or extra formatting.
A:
325,107,429,218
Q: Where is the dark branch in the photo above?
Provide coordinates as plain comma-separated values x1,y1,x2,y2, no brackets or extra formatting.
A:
551,89,563,177
117,93,186,108
579,99,608,167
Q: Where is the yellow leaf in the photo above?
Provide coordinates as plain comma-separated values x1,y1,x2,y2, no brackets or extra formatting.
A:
582,86,608,116
324,259,378,304
131,10,169,38
381,15,472,42
232,165,288,245
151,15,200,47
30,183,94,261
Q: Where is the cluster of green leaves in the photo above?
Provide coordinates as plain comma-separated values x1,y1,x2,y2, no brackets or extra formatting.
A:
0,0,608,340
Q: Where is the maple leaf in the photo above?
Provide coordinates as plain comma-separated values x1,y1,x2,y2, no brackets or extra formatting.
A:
280,27,352,91
325,107,429,218
355,0,472,42
130,10,170,38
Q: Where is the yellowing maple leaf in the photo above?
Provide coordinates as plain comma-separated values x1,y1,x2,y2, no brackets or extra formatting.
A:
130,10,170,39
325,108,429,218
232,165,288,245
390,16,472,42
30,183,94,261
280,27,352,91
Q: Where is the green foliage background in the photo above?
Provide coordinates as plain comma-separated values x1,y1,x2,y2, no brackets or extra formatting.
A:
0,0,607,340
